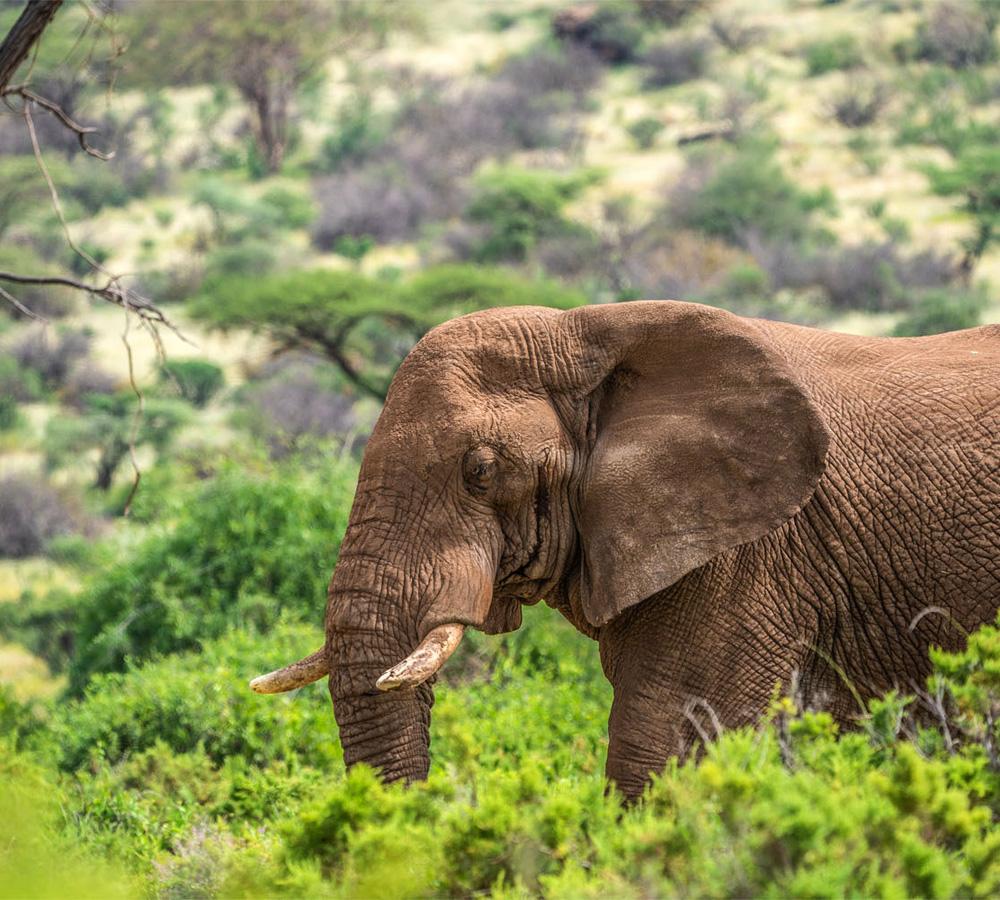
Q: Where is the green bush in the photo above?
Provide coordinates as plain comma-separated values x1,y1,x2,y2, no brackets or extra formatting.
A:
45,393,190,491
259,186,316,230
465,168,599,263
203,240,279,280
892,289,987,336
54,623,336,771
626,115,665,149
670,141,835,247
317,93,390,173
159,358,226,407
399,264,587,319
64,459,356,691
803,35,864,76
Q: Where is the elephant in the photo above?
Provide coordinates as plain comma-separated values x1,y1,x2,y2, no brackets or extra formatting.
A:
251,300,1000,800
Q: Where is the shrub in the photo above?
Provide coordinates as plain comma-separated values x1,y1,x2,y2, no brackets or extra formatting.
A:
463,167,598,263
0,354,43,402
620,227,745,300
627,115,665,149
7,327,90,391
62,363,119,410
131,262,205,305
710,15,765,52
64,459,357,691
803,35,864,77
0,473,79,558
159,358,226,408
260,187,316,230
312,50,600,249
498,42,604,101
239,360,361,459
317,93,390,174
642,34,712,88
923,141,1000,277
666,141,834,248
0,245,76,319
892,288,987,336
311,164,439,247
0,396,18,431
53,624,337,771
829,78,887,127
551,2,644,65
636,0,710,27
203,240,280,280
750,238,957,311
45,393,190,491
915,1,996,69
399,264,587,318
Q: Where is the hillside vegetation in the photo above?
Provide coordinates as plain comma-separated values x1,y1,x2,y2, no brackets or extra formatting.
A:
1,0,999,896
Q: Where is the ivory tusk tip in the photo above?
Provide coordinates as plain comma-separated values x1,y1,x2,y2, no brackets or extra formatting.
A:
249,676,269,693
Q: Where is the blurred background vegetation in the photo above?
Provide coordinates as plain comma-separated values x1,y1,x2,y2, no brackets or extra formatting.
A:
1,0,999,896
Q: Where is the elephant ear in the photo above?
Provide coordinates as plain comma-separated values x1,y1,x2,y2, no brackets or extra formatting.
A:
567,302,830,628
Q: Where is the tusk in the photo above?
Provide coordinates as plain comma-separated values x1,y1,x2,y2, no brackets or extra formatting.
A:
376,623,465,692
250,648,328,694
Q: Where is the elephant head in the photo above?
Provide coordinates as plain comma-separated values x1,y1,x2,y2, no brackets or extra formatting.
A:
250,301,829,782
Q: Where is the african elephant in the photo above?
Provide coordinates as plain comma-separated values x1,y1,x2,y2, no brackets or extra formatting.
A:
251,301,1000,799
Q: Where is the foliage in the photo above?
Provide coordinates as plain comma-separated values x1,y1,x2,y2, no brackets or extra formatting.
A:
551,2,645,65
317,93,391,173
62,459,357,691
0,473,80,559
0,354,43,403
892,288,987,336
238,358,361,459
0,157,50,239
642,35,712,89
803,35,864,77
464,168,599,263
310,47,600,249
192,266,585,399
123,0,415,173
0,752,136,899
913,1,996,69
159,358,226,408
53,624,337,771
626,116,665,150
710,15,766,52
761,239,957,312
924,142,1000,277
0,245,77,319
829,77,887,128
45,393,190,491
7,326,90,392
398,264,587,318
668,141,835,248
36,605,1000,898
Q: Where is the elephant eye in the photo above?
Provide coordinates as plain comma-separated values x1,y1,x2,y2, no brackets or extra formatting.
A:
462,446,498,495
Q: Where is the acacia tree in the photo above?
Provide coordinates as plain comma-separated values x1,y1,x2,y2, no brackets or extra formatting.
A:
123,0,409,174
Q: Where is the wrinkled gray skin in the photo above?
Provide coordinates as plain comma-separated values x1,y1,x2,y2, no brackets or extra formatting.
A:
264,301,1000,799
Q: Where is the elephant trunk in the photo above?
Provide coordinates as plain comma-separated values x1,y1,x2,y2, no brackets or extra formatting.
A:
328,654,435,783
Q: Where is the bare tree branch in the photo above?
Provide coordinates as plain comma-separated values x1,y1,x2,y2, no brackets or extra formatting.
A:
0,269,185,333
1,84,114,159
0,0,63,92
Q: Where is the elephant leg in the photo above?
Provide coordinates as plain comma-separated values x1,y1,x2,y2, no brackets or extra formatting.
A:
599,584,806,800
